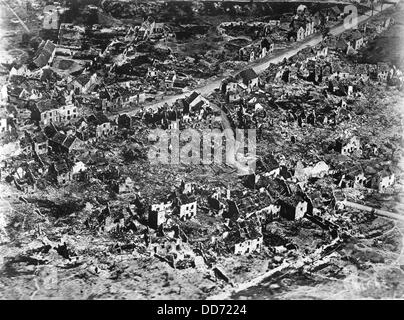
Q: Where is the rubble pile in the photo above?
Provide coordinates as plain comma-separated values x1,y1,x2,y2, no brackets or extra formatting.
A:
0,0,403,300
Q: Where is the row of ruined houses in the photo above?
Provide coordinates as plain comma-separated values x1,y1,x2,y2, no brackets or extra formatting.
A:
2,154,88,193
145,174,315,256
238,38,275,63
274,45,397,88
337,165,396,194
18,112,120,158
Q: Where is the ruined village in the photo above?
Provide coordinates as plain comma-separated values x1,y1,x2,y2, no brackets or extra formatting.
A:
0,0,404,300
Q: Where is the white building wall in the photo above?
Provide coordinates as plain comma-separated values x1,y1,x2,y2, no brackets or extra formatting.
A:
179,201,197,220
41,109,60,125
151,203,172,213
295,201,307,220
379,174,395,191
234,237,263,255
0,118,8,133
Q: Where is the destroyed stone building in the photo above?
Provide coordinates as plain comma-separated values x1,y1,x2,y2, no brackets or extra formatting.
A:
0,0,403,301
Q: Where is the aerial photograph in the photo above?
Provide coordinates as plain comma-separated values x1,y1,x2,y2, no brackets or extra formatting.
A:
0,0,404,304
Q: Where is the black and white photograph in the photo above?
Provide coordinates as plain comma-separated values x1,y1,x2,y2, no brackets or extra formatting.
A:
0,0,403,309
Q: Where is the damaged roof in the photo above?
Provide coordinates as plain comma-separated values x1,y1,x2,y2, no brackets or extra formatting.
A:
178,194,196,205
36,99,60,112
74,73,94,86
351,30,363,41
225,218,263,246
33,40,56,68
186,91,199,104
256,154,279,173
53,159,73,174
87,112,110,125
43,123,58,139
237,68,258,82
51,132,67,145
51,132,79,150
32,131,48,144
63,135,78,149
